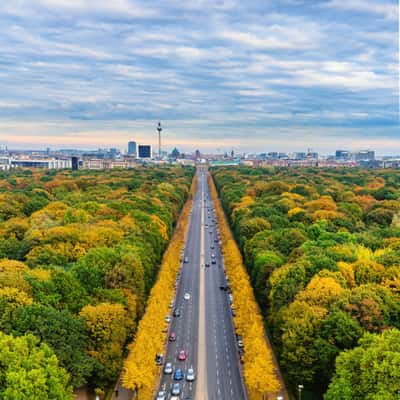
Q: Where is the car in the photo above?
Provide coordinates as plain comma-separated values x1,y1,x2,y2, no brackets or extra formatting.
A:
171,383,181,396
156,390,166,400
174,368,184,381
184,293,191,300
186,368,195,382
214,238,218,243
169,332,177,341
178,350,187,361
211,259,216,264
169,301,174,308
173,308,181,317
164,362,173,374
205,263,210,268
210,245,214,249
170,396,179,400
238,339,244,348
211,253,215,258
165,315,171,323
184,257,189,263
155,353,163,365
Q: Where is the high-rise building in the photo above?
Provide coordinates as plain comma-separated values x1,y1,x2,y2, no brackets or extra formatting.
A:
138,145,152,159
354,150,375,162
336,150,350,159
128,141,137,156
71,156,79,171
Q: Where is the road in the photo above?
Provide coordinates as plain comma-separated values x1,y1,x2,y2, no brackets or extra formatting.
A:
157,168,246,400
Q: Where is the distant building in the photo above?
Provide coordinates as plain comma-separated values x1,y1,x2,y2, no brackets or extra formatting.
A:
109,148,119,158
336,150,351,160
171,148,180,159
128,141,137,156
11,158,71,169
354,150,375,162
71,156,79,171
138,145,152,159
307,152,319,159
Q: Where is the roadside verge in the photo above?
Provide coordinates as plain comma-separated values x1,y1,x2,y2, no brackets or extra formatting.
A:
122,174,197,400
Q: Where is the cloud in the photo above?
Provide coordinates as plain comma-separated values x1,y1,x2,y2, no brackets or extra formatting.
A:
0,0,397,153
323,0,398,21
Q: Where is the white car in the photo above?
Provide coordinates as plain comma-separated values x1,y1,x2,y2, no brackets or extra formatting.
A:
163,362,173,374
184,293,191,300
186,368,195,382
165,315,171,323
156,390,166,400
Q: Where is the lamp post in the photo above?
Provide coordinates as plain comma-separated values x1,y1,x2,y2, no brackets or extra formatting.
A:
298,384,304,400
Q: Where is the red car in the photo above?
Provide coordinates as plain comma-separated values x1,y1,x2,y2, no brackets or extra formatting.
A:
169,332,177,341
178,350,187,361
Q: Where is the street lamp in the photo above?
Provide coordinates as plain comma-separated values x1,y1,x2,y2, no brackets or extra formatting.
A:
298,384,304,400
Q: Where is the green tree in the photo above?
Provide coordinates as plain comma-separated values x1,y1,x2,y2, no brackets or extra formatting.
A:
10,304,94,388
325,329,400,400
0,332,73,399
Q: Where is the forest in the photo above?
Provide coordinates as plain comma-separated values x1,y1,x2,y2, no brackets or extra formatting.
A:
0,166,194,398
212,167,400,399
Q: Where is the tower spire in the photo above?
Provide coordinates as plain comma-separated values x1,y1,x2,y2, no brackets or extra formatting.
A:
157,122,162,159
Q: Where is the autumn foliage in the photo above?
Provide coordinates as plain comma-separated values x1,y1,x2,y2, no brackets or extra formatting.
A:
122,174,197,399
212,166,400,398
0,166,194,394
208,174,280,398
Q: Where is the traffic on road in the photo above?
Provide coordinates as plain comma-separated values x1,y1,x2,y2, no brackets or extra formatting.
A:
156,169,246,400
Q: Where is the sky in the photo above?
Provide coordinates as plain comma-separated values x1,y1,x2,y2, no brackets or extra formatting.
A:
0,0,398,154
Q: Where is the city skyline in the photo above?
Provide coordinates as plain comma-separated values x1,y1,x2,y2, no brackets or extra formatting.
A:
0,1,398,153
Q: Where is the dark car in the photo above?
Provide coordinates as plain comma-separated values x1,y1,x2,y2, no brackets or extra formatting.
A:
173,308,181,317
155,353,163,365
169,332,177,341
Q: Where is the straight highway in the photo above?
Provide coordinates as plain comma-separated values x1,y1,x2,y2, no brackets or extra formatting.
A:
156,168,246,400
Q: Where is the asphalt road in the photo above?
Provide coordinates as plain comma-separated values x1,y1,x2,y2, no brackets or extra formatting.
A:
156,168,246,400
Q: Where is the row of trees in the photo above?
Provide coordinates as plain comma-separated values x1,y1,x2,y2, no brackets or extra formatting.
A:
0,166,194,396
208,175,280,398
123,175,197,399
212,167,400,398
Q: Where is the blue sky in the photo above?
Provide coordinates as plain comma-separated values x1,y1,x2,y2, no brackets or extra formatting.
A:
0,0,398,154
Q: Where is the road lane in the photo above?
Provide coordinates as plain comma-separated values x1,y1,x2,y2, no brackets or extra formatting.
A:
156,168,246,400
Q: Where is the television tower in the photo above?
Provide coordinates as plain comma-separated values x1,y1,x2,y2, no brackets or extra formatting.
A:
157,122,162,158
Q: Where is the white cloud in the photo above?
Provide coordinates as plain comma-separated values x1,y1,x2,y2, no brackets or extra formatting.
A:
323,0,398,21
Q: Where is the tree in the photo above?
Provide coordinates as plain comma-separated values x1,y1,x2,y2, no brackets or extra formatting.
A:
80,303,131,387
11,304,94,388
0,332,73,399
325,329,400,400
